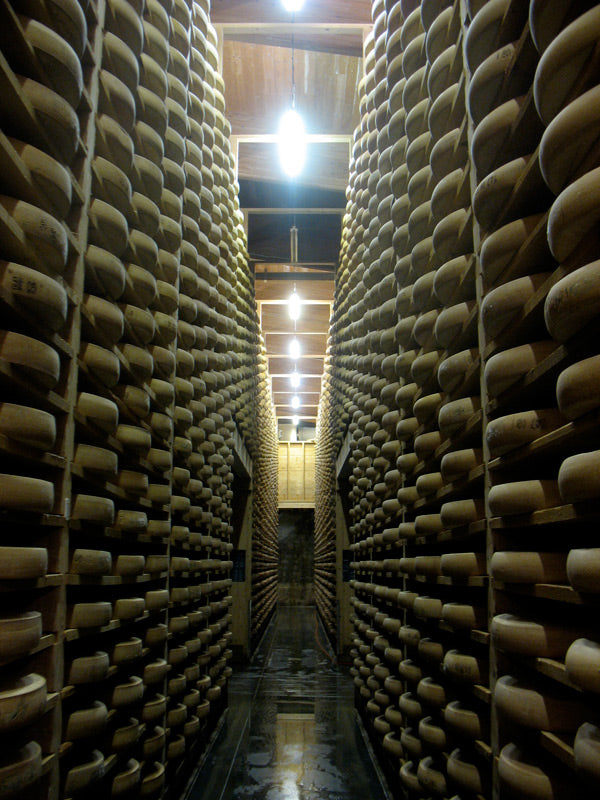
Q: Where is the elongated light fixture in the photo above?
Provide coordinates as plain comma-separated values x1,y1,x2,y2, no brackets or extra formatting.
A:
290,371,301,389
277,12,306,177
292,415,300,426
288,287,301,320
291,395,300,409
282,0,304,11
289,338,301,360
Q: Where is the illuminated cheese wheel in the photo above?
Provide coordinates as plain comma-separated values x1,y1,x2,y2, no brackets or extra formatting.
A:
471,95,532,178
559,451,600,503
443,649,486,684
557,355,600,419
417,756,447,796
413,596,443,620
82,294,124,344
483,273,550,341
67,651,109,684
566,549,600,593
444,700,484,739
534,7,600,125
442,603,486,630
119,343,153,382
68,602,112,628
20,16,83,108
490,551,567,584
574,722,600,785
438,396,480,436
398,692,423,719
0,475,54,514
464,0,525,72
17,76,79,163
480,212,549,285
486,409,564,457
546,261,600,343
0,673,46,732
418,716,446,749
489,479,561,516
9,138,71,218
441,499,484,527
74,444,118,477
70,549,112,575
565,639,600,693
484,341,556,397
548,167,600,264
0,741,42,797
88,198,129,257
0,403,56,450
114,597,145,620
434,301,476,349
440,448,481,481
65,701,108,741
105,0,144,55
0,196,67,273
492,613,578,657
76,393,118,433
440,552,486,578
438,348,478,392
103,31,139,95
0,611,42,660
98,68,135,131
495,674,586,730
448,748,484,794
71,494,114,524
117,469,148,495
91,156,132,217
473,156,538,231
84,245,126,300
95,113,134,174
115,424,151,452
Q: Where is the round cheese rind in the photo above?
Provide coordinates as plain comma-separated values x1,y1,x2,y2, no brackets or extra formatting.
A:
486,409,564,457
545,261,600,342
565,639,600,693
0,403,56,450
484,341,556,398
559,451,600,503
492,613,578,658
566,549,600,593
495,674,586,730
0,546,48,579
488,480,562,516
9,137,71,217
17,76,79,163
557,355,600,420
20,16,83,108
490,551,567,584
0,476,54,513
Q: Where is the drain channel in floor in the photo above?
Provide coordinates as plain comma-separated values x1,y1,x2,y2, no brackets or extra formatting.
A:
276,699,315,716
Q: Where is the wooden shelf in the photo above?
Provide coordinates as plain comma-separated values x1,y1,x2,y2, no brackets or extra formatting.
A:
490,503,599,529
492,582,597,605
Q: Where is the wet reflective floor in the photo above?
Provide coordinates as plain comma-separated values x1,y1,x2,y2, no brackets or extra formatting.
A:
187,606,388,800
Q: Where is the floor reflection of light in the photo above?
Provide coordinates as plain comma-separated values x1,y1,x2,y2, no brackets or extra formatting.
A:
280,776,299,800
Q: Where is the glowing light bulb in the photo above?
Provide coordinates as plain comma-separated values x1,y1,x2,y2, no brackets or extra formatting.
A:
278,108,306,178
288,289,301,320
282,0,304,12
292,415,300,426
290,371,301,389
289,338,301,360
291,395,300,409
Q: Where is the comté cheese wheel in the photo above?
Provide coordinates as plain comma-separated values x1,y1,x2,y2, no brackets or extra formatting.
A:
534,7,600,126
485,341,556,398
545,261,600,342
65,701,108,741
76,393,118,433
95,114,134,174
71,494,114,524
0,612,42,660
486,409,564,457
444,700,484,739
438,348,478,392
440,551,486,577
440,448,482,481
84,245,126,300
418,716,446,749
20,16,83,108
438,396,480,437
548,167,600,263
480,212,550,285
483,273,550,341
490,551,568,584
492,614,578,657
82,294,124,344
489,479,561,516
557,355,600,419
495,674,586,730
447,748,484,794
17,76,79,164
441,499,484,527
0,196,67,273
8,137,71,218
0,546,48,579
444,649,485,683
0,403,56,450
417,756,447,796
442,603,486,630
464,0,526,72
88,198,129,257
565,639,600,692
559,451,600,503
0,262,67,331
566,549,600,593
70,549,112,575
91,155,132,217
80,342,120,387
0,476,54,513
0,740,42,797
574,722,600,784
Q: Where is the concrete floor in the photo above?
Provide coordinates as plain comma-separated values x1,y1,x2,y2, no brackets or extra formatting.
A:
187,606,388,800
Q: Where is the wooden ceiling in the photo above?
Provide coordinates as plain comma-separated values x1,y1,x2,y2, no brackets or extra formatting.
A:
213,0,371,424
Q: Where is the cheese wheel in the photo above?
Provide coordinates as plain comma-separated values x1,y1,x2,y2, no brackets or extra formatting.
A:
84,245,126,300
565,639,600,692
473,156,533,230
438,396,480,437
70,549,112,575
444,700,483,739
17,76,79,164
483,273,550,342
0,673,46,732
418,716,446,749
486,409,564,457
440,448,482,481
95,114,134,174
534,7,600,125
68,602,112,628
0,476,54,514
481,212,550,285
468,43,525,126
20,16,83,108
82,294,124,345
417,756,447,796
91,155,132,217
485,341,556,398
549,167,600,264
440,552,486,577
472,95,533,179
0,403,56,450
464,0,525,72
574,722,600,784
117,469,148,495
0,741,42,797
546,261,600,343
76,393,118,433
447,749,484,794
559,451,600,503
65,701,108,741
88,198,129,257
98,69,136,131
495,674,586,730
443,649,486,683
112,759,140,794
74,444,118,477
112,676,144,707
105,0,144,55
113,554,145,577
119,343,153,382
8,137,71,218
557,355,600,419
442,603,486,630
112,637,143,663
67,651,110,684
441,498,484,527
434,301,476,349
492,614,578,657
490,551,567,584
71,494,114,523
115,424,152,452
413,596,443,620
438,348,478,392
103,32,140,94
567,549,600,593
0,612,42,660
417,676,446,707
112,722,141,752
398,692,422,718
488,479,561,516
1,196,68,274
